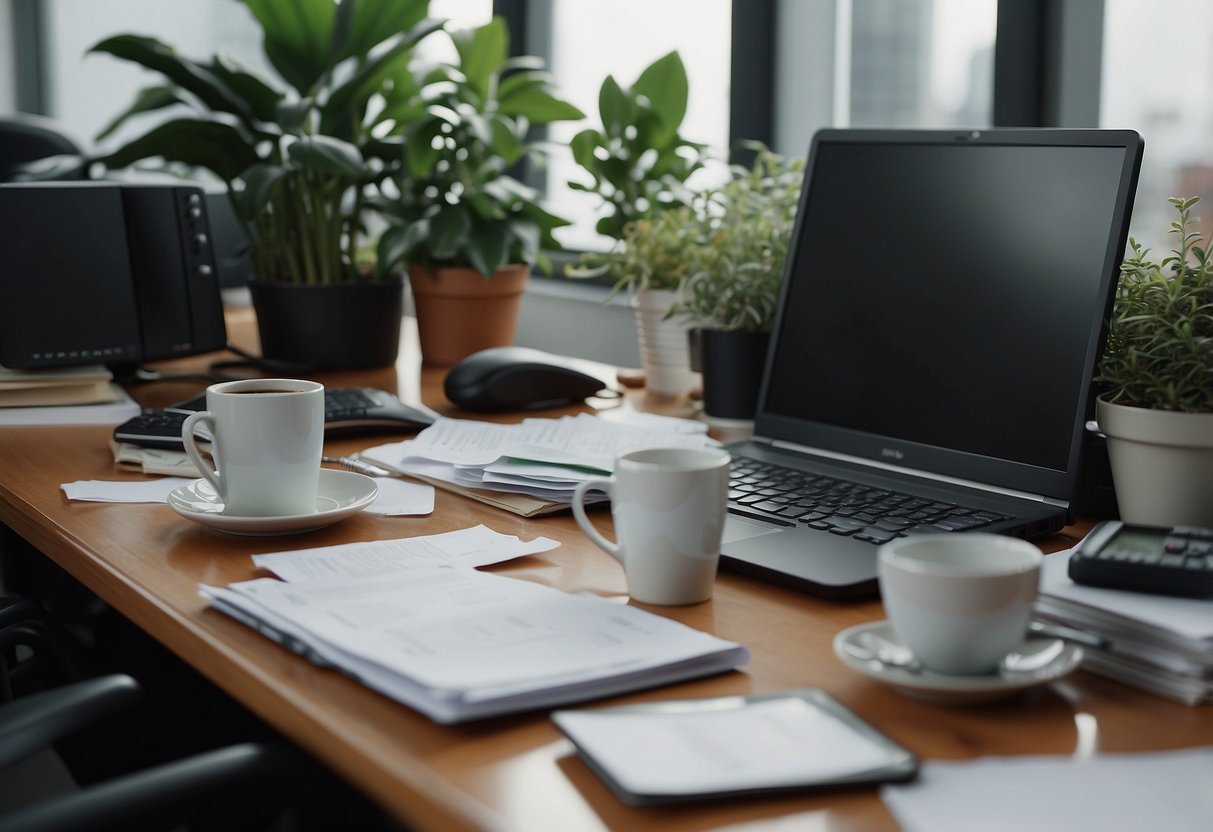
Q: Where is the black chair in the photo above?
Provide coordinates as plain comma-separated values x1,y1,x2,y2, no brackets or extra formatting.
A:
0,114,88,181
0,596,317,832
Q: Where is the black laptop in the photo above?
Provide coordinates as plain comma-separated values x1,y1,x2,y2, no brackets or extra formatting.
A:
720,128,1143,599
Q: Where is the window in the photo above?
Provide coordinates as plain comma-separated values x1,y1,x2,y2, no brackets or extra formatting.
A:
1102,0,1213,251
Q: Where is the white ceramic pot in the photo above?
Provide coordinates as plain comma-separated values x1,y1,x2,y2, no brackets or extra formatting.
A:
1096,398,1213,527
632,288,698,397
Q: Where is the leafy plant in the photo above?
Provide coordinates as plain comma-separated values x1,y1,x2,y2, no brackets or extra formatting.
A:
568,51,705,241
88,0,442,284
1098,196,1213,412
375,18,583,279
672,146,805,331
583,204,704,295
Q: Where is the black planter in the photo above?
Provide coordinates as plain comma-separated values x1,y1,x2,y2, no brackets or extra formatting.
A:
693,328,771,420
249,276,403,370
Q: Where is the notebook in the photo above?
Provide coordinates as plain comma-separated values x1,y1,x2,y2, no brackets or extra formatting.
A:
721,128,1143,599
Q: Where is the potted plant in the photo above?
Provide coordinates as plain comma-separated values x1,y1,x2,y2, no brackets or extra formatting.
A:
375,18,583,366
1096,196,1213,526
567,50,705,241
567,51,706,396
87,0,442,369
673,146,805,420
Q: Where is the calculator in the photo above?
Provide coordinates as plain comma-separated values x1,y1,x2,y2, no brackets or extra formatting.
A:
1068,521,1213,598
114,387,434,450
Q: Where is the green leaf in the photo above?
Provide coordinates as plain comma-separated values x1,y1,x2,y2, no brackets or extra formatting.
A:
277,98,314,134
335,0,429,63
452,18,507,102
598,75,631,133
487,116,524,166
234,163,288,221
241,0,337,96
428,205,472,261
90,35,256,124
497,85,584,125
377,220,429,271
632,51,688,145
464,222,508,278
569,128,604,175
405,117,443,178
95,86,185,142
288,134,365,178
209,54,283,122
96,118,260,182
320,17,445,136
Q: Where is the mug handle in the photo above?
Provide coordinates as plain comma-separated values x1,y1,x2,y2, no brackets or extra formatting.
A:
571,477,621,564
181,411,224,498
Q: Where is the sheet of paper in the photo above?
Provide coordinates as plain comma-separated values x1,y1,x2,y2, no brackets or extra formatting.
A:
207,566,746,694
881,748,1213,832
113,442,202,477
363,477,434,516
250,524,557,582
1041,549,1213,642
555,696,903,794
61,477,195,503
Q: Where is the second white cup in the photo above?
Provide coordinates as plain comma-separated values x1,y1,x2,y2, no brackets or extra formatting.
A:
571,447,731,605
181,378,325,517
878,533,1042,676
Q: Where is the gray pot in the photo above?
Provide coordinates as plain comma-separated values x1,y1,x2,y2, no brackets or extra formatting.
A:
1096,398,1213,526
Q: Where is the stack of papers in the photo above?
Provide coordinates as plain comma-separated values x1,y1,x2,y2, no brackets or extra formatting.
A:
0,364,141,425
1036,549,1213,705
200,526,749,723
360,412,715,516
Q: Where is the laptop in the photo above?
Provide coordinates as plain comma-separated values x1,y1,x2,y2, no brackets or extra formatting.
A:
720,128,1143,599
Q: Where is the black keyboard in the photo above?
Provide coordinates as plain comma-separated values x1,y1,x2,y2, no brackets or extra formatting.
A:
728,458,1011,545
114,387,434,450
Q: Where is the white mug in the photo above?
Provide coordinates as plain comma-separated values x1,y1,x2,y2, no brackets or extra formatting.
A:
878,533,1042,676
571,447,731,605
181,379,325,517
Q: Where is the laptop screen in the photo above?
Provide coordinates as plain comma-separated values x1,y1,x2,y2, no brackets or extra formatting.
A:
757,129,1142,499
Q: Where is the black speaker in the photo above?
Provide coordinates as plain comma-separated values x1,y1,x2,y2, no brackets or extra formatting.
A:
0,182,226,369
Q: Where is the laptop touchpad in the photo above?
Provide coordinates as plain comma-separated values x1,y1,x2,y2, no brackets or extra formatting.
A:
722,515,783,545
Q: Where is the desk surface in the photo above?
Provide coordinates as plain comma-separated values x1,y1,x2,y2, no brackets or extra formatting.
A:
1,310,1210,832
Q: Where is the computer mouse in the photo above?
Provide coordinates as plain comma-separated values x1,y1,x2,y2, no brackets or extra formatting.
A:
443,347,611,412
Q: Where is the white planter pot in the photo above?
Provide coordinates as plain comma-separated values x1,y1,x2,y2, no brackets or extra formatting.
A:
1096,398,1213,527
632,288,698,397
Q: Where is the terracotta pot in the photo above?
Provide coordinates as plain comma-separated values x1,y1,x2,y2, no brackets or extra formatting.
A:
249,276,403,370
407,264,530,366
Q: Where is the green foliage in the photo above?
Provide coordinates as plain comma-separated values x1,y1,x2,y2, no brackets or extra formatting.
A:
568,51,705,241
672,146,805,332
88,0,441,284
374,18,583,279
1098,196,1213,412
578,204,703,294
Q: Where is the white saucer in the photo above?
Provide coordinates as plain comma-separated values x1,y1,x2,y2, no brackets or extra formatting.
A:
167,469,378,536
833,620,1083,704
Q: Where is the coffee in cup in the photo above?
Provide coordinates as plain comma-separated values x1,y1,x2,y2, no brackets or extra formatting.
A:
571,447,731,605
181,378,325,517
878,533,1042,676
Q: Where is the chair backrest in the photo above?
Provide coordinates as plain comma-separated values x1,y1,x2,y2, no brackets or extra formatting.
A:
0,114,86,181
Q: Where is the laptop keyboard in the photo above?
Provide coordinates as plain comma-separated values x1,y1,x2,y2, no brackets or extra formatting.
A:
728,458,1011,545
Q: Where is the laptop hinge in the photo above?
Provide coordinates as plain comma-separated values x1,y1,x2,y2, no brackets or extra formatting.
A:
761,438,1069,509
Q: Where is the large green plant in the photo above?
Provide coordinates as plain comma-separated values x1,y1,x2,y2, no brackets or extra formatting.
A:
672,146,805,332
568,51,705,241
375,18,583,279
1098,196,1213,412
89,0,441,284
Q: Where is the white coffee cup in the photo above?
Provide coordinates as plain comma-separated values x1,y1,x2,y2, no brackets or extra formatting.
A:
181,378,325,517
571,447,731,606
878,533,1042,676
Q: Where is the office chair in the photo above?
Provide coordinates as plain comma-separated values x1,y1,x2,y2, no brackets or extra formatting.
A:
0,114,88,181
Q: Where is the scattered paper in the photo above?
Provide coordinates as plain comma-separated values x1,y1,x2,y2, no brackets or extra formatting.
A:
881,749,1213,832
364,477,435,516
61,477,195,503
250,524,556,582
113,442,202,477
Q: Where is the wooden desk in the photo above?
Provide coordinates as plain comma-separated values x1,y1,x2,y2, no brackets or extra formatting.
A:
1,311,1209,831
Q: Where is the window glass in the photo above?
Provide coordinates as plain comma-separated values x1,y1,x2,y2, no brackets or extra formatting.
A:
1102,0,1212,251
544,0,732,252
846,0,995,128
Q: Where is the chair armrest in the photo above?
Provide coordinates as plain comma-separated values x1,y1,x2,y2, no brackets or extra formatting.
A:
0,674,140,768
